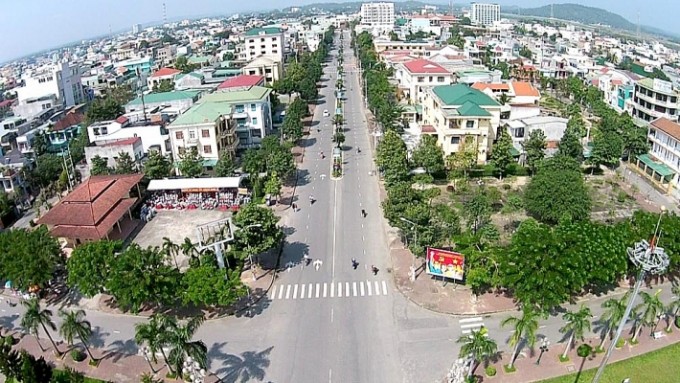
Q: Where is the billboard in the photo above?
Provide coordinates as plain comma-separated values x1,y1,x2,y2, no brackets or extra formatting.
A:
426,247,465,281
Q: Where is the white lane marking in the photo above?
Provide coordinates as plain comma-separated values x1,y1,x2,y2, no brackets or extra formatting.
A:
331,309,334,323
308,283,313,299
323,283,328,298
293,284,298,299
459,317,484,324
367,281,372,296
278,286,284,300
381,280,387,295
285,285,291,300
461,323,484,329
353,282,357,297
330,282,335,297
345,282,350,297
271,286,276,299
360,281,365,296
338,282,342,297
316,283,321,298
329,369,332,383
300,284,305,299
332,179,338,278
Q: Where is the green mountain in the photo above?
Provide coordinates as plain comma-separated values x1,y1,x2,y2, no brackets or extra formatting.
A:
504,3,635,30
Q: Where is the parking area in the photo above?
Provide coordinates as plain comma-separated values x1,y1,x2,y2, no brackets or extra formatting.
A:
133,209,233,250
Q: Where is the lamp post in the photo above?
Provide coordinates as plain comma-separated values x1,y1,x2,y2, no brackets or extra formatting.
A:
182,356,206,383
592,208,669,383
536,337,550,365
400,217,418,281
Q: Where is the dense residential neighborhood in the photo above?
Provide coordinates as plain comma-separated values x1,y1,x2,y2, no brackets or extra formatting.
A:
1,1,680,383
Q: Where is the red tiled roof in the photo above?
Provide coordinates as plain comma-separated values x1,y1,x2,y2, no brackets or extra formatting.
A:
52,113,84,132
651,118,680,141
37,174,144,240
115,116,129,124
472,83,510,91
611,79,624,86
403,59,449,74
217,75,265,89
421,125,436,133
510,81,540,97
592,79,600,86
151,67,181,78
100,137,141,147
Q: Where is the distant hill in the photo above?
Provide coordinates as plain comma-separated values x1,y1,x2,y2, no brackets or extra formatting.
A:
285,1,444,14
504,3,635,30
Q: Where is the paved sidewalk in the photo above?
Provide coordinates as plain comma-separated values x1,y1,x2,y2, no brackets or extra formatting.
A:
476,327,680,383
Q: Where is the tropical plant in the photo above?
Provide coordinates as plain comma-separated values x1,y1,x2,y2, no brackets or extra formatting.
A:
501,307,540,369
59,309,95,362
456,327,497,378
559,305,593,359
665,286,680,332
166,316,208,375
599,296,627,350
161,237,181,269
135,314,172,374
633,290,664,341
20,298,60,355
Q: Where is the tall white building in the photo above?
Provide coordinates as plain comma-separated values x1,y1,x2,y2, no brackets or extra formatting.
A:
16,61,84,109
132,23,142,34
360,2,395,27
241,27,285,63
470,3,500,26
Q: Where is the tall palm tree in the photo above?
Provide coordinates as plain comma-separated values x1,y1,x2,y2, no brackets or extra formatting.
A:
599,296,627,350
162,237,180,269
665,286,680,332
501,307,539,369
456,327,497,378
180,238,201,267
20,298,61,355
559,305,593,359
634,290,664,341
135,314,173,374
166,316,208,375
498,92,510,106
59,309,95,361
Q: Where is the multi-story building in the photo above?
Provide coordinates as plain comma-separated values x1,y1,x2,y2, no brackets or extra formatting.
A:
421,84,502,163
394,58,453,105
125,90,202,114
241,27,285,63
85,137,144,170
147,67,182,90
87,116,170,155
154,44,178,66
632,78,680,123
208,84,272,148
16,62,83,108
470,3,500,26
241,56,282,85
167,101,239,173
638,117,680,197
132,24,142,34
360,2,395,27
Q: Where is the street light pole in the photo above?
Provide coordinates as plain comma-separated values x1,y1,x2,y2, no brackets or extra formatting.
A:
592,208,669,383
536,337,550,365
400,217,418,281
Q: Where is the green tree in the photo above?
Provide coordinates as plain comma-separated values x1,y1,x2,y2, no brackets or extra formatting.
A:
66,240,120,297
464,188,492,235
599,297,626,350
144,150,172,179
524,156,591,224
21,298,61,356
299,77,318,102
115,151,137,174
32,131,48,156
589,130,623,170
461,17,472,25
456,327,497,378
622,125,649,159
559,305,593,359
0,227,63,291
85,96,123,125
447,135,478,178
498,92,510,105
412,134,445,175
333,131,346,147
447,33,465,49
152,79,175,93
232,204,284,258
215,152,236,177
282,113,304,142
490,128,514,179
58,309,95,362
182,263,246,307
665,286,680,332
174,55,197,74
633,290,664,342
166,316,208,374
264,172,282,198
178,147,204,178
90,155,110,176
519,45,532,59
135,314,172,374
376,130,410,187
18,351,53,383
501,307,540,369
558,121,584,162
522,129,546,174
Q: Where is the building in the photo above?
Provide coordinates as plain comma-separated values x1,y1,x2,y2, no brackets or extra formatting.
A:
16,62,83,108
167,101,239,174
125,90,202,114
360,2,395,28
632,78,680,123
87,116,170,155
132,23,142,34
505,116,568,160
85,137,144,170
154,44,178,66
173,72,205,90
11,94,59,118
394,58,453,105
115,57,155,74
201,86,272,148
217,75,266,91
470,3,501,26
36,174,144,246
471,81,541,106
241,56,282,85
634,117,680,197
147,67,182,90
44,112,84,152
421,84,502,163
242,27,285,63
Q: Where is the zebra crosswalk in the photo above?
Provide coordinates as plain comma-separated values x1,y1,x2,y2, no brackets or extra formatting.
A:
270,280,389,301
459,317,487,335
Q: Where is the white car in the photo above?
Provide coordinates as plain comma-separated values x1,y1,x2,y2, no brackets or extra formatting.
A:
323,109,330,117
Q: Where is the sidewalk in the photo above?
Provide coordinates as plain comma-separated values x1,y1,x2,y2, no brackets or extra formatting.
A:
476,327,680,383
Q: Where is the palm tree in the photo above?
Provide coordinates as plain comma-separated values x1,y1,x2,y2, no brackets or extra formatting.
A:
135,314,173,374
166,316,208,376
498,92,510,106
559,305,593,359
59,309,95,361
20,298,61,355
162,237,180,269
456,327,497,378
665,286,680,332
501,307,539,369
180,238,201,267
634,290,664,341
599,296,627,350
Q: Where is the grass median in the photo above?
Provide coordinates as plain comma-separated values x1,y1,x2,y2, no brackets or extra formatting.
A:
539,341,680,383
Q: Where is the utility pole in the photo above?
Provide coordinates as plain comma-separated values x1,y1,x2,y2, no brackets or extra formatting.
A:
61,143,76,191
163,2,167,27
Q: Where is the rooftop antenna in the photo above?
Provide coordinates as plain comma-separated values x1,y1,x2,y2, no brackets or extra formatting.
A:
449,0,453,17
163,2,167,27
636,11,641,40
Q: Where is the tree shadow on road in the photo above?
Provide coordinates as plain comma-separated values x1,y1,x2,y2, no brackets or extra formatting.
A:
103,338,138,363
89,325,110,348
230,288,271,319
0,313,19,334
280,241,310,269
212,344,274,383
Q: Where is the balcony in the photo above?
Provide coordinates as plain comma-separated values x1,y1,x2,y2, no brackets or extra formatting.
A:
636,91,677,109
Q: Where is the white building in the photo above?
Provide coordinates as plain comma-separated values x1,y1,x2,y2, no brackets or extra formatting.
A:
87,116,170,155
360,2,395,27
241,27,285,63
132,24,142,34
394,58,453,106
16,62,84,108
208,85,273,148
640,117,680,198
85,136,144,170
470,3,500,27
632,78,680,123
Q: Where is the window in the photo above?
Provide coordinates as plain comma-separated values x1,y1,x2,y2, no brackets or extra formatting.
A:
272,50,278,54
437,76,445,82
178,146,185,155
466,120,475,128
249,39,255,43
189,130,196,139
203,145,212,154
417,77,424,83
252,117,258,125
261,38,265,42
251,103,257,111
202,129,210,138
429,76,433,82
451,136,460,144
235,104,245,113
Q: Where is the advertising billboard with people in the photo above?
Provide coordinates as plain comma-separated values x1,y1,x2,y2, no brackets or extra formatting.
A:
426,247,465,281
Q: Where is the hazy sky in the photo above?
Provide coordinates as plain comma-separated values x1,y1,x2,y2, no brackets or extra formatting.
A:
0,1,674,63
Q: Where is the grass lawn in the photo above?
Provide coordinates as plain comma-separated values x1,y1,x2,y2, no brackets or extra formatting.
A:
539,342,680,383
7,370,107,383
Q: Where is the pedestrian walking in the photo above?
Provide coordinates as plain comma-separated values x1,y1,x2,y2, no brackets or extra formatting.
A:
371,265,379,275
292,203,298,212
361,209,367,218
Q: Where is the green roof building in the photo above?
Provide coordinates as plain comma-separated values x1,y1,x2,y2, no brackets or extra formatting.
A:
245,27,283,36
125,90,202,113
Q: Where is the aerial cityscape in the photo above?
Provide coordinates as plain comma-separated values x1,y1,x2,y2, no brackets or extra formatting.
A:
2,1,680,383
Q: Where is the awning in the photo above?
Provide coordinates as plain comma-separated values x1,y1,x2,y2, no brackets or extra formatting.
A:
637,154,675,177
148,176,245,191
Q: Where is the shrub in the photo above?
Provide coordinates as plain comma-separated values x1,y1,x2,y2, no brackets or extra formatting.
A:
485,366,497,376
616,191,628,203
675,316,680,329
615,337,626,348
71,348,86,362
